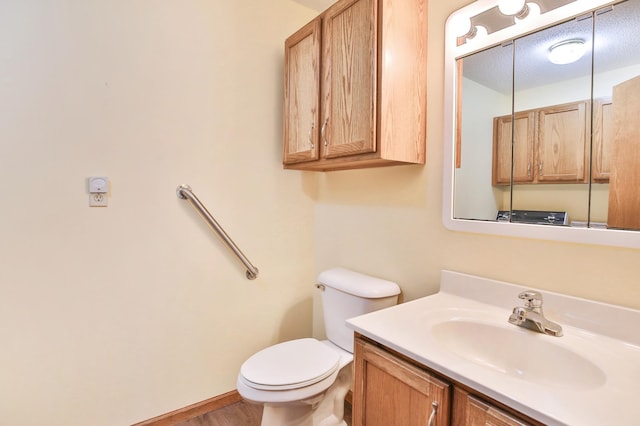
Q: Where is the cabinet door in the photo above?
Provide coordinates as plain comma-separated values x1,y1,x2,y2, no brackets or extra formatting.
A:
492,112,536,185
353,338,449,426
537,101,588,182
283,18,321,165
321,0,376,159
592,97,612,182
608,75,640,229
453,388,535,426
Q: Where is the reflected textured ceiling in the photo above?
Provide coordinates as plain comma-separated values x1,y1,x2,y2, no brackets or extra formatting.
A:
462,0,640,94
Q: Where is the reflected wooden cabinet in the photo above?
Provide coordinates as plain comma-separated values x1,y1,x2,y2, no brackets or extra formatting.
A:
353,336,544,426
537,101,589,182
608,75,640,229
492,111,536,185
592,97,613,182
282,0,427,171
353,337,450,426
492,101,590,185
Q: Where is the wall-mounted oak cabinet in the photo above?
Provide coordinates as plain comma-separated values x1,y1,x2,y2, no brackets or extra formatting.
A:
283,0,427,171
283,18,321,165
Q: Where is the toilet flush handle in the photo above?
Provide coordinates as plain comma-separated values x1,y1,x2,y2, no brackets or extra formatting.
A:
316,284,325,291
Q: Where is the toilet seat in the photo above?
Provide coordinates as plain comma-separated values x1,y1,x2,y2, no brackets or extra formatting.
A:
240,338,340,391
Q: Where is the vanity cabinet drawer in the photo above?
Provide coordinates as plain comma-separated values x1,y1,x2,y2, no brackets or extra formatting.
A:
353,337,450,426
453,387,536,426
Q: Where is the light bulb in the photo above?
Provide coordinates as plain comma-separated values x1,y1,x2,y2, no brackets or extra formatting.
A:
450,14,472,38
473,25,488,40
515,2,540,23
498,0,526,16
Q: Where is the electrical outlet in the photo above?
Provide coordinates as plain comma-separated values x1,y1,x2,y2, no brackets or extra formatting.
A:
90,193,108,207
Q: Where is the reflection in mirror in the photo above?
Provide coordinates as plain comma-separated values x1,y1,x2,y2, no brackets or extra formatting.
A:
593,0,640,230
445,0,640,247
451,0,640,233
511,15,593,226
454,44,513,220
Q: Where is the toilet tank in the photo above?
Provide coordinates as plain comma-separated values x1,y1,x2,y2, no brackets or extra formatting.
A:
318,268,401,353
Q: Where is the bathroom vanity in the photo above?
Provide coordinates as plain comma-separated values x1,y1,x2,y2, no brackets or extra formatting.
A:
353,336,543,425
347,271,640,425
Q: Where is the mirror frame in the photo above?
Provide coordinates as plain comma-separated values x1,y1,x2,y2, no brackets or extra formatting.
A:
442,0,640,249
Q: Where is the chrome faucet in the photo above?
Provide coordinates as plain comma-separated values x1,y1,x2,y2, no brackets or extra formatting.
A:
508,290,563,336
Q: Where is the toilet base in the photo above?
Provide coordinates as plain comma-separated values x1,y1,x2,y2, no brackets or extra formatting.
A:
259,363,352,426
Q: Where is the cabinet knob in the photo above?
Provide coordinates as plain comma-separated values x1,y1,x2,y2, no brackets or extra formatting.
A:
428,401,439,426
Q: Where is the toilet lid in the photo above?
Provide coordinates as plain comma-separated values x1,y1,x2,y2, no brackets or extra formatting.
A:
240,338,340,390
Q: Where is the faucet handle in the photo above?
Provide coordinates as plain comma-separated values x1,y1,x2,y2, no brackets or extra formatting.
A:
518,290,543,308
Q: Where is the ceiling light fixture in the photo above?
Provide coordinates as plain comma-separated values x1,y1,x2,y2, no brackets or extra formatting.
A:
548,39,586,64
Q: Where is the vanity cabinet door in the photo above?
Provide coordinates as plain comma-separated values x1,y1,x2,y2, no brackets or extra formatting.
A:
492,111,536,185
453,388,535,426
283,18,321,165
353,337,450,426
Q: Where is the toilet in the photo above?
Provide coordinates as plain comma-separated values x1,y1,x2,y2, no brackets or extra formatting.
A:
237,267,401,426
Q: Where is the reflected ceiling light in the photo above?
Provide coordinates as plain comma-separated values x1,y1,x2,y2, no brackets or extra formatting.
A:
498,0,528,18
548,39,586,64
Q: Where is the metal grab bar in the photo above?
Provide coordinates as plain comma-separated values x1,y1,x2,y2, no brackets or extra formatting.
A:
176,184,259,280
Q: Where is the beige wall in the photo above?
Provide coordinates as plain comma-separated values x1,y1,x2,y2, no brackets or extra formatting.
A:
313,0,640,334
2,0,640,425
0,1,318,425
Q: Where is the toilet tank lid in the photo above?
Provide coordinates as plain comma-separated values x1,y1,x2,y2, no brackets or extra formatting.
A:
317,268,401,298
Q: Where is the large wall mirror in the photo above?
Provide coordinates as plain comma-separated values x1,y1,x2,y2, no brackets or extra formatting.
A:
443,0,640,248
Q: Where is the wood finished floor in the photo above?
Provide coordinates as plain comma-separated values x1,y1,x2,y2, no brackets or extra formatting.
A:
175,400,352,426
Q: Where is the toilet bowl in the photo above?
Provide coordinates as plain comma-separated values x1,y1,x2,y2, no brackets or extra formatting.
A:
236,268,401,426
237,339,353,426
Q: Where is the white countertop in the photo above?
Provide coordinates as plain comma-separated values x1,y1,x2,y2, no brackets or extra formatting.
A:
346,270,640,426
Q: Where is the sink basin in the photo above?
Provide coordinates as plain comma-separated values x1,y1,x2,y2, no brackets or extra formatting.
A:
430,319,606,390
347,271,640,425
